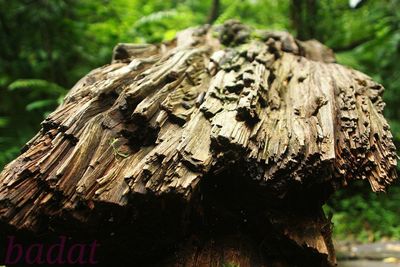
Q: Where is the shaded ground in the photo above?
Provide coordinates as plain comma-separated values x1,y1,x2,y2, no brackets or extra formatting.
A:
337,242,400,266
340,260,400,267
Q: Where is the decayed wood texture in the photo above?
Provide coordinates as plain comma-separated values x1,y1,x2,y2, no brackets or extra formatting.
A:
0,21,397,266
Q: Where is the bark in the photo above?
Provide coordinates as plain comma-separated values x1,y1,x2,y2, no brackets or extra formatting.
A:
0,20,397,266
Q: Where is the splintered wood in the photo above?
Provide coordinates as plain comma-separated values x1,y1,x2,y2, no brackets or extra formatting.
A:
0,21,397,266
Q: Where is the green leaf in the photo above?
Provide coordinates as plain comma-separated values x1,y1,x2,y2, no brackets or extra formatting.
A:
0,117,9,128
134,9,178,27
8,79,66,95
26,99,57,111
163,29,177,41
215,0,240,25
57,95,65,105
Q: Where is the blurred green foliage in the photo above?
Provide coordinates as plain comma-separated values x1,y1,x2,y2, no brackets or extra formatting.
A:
325,182,400,242
0,0,399,242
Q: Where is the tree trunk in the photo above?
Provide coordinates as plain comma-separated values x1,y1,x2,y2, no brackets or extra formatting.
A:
0,20,397,266
291,0,319,40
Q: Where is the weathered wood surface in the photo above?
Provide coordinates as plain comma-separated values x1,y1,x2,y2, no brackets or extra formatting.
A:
0,20,397,266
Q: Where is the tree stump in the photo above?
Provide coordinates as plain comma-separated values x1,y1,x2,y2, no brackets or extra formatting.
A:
0,21,397,266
